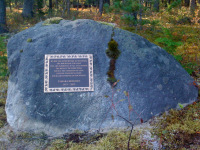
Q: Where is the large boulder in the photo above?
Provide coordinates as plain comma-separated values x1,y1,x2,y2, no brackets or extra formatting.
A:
6,19,198,136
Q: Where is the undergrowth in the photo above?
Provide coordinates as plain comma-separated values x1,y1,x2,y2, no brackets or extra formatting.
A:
0,78,7,128
152,99,200,149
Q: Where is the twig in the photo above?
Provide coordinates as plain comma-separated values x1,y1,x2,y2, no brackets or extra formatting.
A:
117,114,133,125
127,124,134,150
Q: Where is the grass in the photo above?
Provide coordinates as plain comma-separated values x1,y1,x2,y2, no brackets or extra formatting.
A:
0,4,199,149
0,78,7,128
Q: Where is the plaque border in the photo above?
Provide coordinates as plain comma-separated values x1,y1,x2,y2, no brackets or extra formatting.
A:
44,54,94,93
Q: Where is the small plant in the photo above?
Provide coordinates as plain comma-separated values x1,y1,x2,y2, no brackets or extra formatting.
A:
181,62,198,75
101,81,145,150
167,0,182,12
149,20,160,31
154,27,197,74
178,103,184,109
155,27,183,55
104,0,141,26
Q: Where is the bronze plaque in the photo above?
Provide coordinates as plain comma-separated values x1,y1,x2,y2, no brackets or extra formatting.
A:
44,54,94,93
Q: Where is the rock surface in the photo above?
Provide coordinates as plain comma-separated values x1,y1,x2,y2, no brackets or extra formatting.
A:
6,19,198,136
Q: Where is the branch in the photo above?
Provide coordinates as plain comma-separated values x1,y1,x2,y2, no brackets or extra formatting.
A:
127,124,134,150
117,114,134,125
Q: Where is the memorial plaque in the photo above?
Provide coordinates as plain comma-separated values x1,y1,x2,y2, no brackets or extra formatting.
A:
44,54,94,92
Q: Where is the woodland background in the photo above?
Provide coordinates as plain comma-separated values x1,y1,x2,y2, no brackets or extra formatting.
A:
0,0,200,149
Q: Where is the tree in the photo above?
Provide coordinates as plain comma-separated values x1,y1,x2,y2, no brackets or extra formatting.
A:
55,0,59,9
49,0,53,15
62,0,70,17
8,0,12,12
37,0,43,14
0,0,7,33
67,0,70,15
121,0,139,26
190,0,196,15
22,0,34,18
77,0,79,11
184,0,190,6
15,0,18,6
153,0,160,12
105,0,110,5
99,0,103,15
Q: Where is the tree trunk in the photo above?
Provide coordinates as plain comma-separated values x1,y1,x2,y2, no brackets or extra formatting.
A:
49,0,52,15
56,0,58,9
99,0,103,16
62,0,70,17
62,0,66,17
37,0,43,12
0,0,7,33
77,0,79,11
130,12,137,26
22,0,34,18
104,0,110,5
8,0,12,12
190,0,196,15
15,0,18,6
185,0,190,6
139,0,143,30
153,0,160,12
49,0,52,10
44,0,46,5
67,0,70,15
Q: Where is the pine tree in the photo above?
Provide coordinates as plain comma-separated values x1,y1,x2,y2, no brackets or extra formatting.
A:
0,0,7,33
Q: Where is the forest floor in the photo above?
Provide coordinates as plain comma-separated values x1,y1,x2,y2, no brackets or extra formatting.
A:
0,5,200,149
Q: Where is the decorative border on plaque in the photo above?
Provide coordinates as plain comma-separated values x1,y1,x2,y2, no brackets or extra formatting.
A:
44,54,94,93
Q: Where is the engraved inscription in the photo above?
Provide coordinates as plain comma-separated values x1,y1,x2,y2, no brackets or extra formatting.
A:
49,59,89,88
44,54,94,93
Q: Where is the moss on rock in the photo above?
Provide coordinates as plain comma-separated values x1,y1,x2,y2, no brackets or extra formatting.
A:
106,38,121,59
27,38,32,42
152,99,200,149
106,38,121,86
43,17,63,26
98,21,117,27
